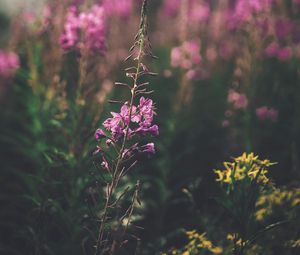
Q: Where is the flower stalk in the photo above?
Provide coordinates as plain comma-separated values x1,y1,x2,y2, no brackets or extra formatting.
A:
94,1,158,254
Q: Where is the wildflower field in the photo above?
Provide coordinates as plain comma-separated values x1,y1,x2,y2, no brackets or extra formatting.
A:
1,0,300,254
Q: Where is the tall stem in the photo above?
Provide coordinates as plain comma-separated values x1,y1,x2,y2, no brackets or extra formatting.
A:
94,5,147,252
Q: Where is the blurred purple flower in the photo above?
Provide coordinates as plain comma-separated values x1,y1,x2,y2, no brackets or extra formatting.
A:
256,106,278,122
190,2,210,23
102,0,133,19
0,51,20,78
59,6,79,51
171,40,201,69
60,5,106,52
227,89,248,109
162,0,181,17
95,129,106,140
265,42,279,58
277,47,292,61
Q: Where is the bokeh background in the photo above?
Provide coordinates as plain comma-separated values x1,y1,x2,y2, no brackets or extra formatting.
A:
0,0,300,254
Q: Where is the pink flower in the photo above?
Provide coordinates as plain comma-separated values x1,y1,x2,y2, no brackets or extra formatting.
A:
141,143,155,155
190,2,210,23
265,42,279,58
227,89,248,109
277,47,292,61
256,106,278,122
0,51,20,78
60,5,106,52
228,0,273,28
102,97,157,142
95,129,106,140
170,40,201,69
162,0,181,17
103,0,133,19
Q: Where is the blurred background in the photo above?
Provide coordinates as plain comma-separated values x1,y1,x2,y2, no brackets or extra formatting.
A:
0,0,300,254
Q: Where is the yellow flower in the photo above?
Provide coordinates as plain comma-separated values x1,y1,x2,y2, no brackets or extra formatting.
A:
210,246,223,254
214,170,225,182
214,153,274,187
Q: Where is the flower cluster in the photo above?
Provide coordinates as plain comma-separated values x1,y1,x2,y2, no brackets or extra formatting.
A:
255,187,300,221
95,97,159,169
214,153,275,185
60,5,106,52
256,106,278,122
229,0,272,28
265,42,292,61
171,40,205,80
227,89,248,110
171,40,201,70
0,51,20,78
162,230,223,255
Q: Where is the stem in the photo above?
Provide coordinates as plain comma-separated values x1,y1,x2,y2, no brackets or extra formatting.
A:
94,26,146,255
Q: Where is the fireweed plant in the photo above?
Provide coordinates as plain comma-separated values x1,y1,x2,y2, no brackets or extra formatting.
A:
93,1,158,254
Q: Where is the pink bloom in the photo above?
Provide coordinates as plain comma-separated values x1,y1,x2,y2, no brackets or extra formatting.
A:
141,143,155,155
170,40,201,69
277,47,292,61
190,2,210,23
0,51,20,78
227,89,248,109
103,0,133,19
162,0,181,17
228,0,273,28
170,47,181,68
265,42,279,58
102,97,157,142
60,5,106,52
256,106,278,122
95,129,106,140
186,69,197,80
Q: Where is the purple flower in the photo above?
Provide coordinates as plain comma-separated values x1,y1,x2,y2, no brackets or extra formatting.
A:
95,129,106,140
137,97,155,127
135,124,159,136
0,51,20,78
96,95,158,161
141,143,155,155
256,106,278,122
103,0,133,19
265,42,279,58
59,6,79,51
227,89,248,109
60,5,106,52
171,40,201,69
277,47,291,61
